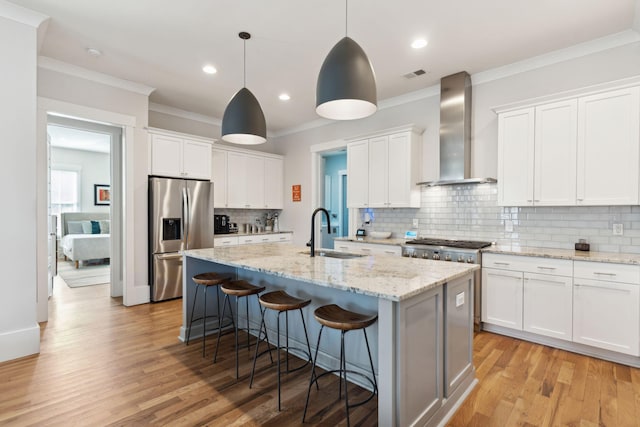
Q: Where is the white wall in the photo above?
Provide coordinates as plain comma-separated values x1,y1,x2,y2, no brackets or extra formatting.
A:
50,147,110,213
0,9,43,362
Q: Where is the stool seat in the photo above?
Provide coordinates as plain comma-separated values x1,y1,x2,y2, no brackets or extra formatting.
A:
259,290,311,311
314,304,377,331
193,272,230,286
221,279,265,297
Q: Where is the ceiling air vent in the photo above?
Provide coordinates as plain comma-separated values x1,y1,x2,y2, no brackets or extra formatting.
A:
403,69,427,79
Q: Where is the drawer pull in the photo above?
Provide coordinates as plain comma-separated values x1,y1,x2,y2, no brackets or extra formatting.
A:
384,250,396,254
525,278,565,285
575,283,630,293
537,266,556,270
488,272,520,280
338,246,348,250
245,239,253,243
493,262,510,266
593,272,616,276
262,238,269,242
360,248,371,252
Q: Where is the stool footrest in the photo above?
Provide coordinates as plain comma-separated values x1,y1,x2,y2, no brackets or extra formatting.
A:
310,369,377,408
254,346,311,374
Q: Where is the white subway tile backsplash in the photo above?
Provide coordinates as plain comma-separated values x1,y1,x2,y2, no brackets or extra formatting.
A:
363,183,640,253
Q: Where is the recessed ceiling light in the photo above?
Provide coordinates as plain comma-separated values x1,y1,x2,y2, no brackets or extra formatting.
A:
279,93,290,101
202,64,217,74
86,47,102,57
411,39,428,49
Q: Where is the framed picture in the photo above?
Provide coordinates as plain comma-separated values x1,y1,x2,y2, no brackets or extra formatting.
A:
94,184,110,206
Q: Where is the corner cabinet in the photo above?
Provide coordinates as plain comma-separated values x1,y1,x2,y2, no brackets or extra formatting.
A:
346,126,423,208
496,84,640,206
211,146,284,209
149,130,213,180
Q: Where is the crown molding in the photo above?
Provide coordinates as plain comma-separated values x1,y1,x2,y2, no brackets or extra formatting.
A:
0,0,48,28
149,102,221,126
38,56,155,96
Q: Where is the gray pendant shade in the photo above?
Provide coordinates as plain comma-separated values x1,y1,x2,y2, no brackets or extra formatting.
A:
316,36,377,120
221,87,266,145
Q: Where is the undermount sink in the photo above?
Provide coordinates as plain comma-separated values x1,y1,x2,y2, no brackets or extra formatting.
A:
300,250,365,259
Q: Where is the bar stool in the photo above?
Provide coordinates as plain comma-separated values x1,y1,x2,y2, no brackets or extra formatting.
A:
185,272,233,357
214,279,273,379
302,304,378,426
250,290,313,411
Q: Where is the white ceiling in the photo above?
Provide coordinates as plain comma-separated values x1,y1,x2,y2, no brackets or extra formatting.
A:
10,0,639,134
48,125,111,153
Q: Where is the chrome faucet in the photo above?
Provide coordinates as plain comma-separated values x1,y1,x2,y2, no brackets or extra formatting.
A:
307,207,331,257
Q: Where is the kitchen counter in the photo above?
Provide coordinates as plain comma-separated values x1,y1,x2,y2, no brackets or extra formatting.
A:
184,243,477,301
181,243,478,426
484,244,640,265
333,236,406,246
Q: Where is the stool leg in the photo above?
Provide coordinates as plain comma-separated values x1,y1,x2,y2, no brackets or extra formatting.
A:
186,284,199,345
235,295,240,379
249,307,268,388
339,331,344,399
299,308,313,364
202,286,208,357
302,325,324,423
277,310,282,411
256,298,274,363
363,329,378,393
213,294,229,363
245,296,250,355
341,330,350,427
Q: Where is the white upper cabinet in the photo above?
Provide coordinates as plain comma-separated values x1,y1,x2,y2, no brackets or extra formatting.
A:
347,127,422,208
347,140,369,208
213,147,283,209
497,84,640,206
576,87,640,205
149,131,212,180
497,108,535,206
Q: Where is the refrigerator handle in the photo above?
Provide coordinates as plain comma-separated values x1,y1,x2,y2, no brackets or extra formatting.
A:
182,187,189,248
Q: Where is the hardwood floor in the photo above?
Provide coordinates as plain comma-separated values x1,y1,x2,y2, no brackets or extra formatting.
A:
2,279,639,426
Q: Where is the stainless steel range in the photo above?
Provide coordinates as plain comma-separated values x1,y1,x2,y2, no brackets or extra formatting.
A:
402,238,493,330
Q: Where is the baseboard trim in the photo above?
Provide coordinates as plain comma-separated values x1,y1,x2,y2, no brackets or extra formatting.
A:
0,324,40,363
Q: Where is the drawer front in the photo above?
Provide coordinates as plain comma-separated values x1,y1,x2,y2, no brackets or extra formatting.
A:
213,236,238,247
482,253,531,272
335,241,400,256
574,260,640,284
518,256,573,277
238,235,260,245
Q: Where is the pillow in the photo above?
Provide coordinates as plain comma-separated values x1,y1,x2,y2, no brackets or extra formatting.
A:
99,220,110,234
80,221,93,234
67,221,84,234
90,220,101,234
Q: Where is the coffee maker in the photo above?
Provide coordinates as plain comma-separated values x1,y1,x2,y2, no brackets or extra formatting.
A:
214,214,230,234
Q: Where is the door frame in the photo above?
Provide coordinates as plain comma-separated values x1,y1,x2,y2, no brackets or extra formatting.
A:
36,97,136,322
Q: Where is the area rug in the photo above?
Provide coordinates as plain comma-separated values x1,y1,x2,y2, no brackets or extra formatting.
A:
59,263,110,288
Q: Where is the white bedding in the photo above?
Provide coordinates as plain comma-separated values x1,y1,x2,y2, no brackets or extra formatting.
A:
61,233,110,268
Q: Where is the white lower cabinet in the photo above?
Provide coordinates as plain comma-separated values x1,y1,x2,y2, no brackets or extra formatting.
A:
334,241,401,256
216,233,292,247
482,268,523,330
523,272,572,341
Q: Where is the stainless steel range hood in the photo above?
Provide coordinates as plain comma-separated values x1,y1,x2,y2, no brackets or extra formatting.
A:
418,71,496,186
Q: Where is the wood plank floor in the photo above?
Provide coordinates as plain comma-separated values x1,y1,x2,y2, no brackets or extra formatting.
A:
1,279,639,426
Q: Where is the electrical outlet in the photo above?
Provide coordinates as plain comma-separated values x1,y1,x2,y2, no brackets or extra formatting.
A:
613,223,623,236
412,218,419,228
505,220,514,232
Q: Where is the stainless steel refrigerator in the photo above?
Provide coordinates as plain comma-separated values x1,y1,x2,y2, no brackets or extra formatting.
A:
149,176,213,302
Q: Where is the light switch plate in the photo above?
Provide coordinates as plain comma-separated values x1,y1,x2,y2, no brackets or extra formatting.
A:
613,223,623,236
456,292,464,307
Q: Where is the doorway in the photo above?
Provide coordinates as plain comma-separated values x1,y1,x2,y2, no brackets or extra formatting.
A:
320,151,348,249
46,115,123,300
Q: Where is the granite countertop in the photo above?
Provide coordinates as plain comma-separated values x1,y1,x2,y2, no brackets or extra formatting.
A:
484,245,640,265
333,236,407,246
184,244,478,302
214,230,293,237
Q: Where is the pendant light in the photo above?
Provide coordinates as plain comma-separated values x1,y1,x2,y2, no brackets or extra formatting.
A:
316,0,377,120
221,32,266,145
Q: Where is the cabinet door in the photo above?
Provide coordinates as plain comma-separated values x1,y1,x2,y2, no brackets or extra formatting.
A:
264,157,284,209
387,132,413,207
482,268,523,330
368,136,389,207
577,87,640,205
150,134,183,178
534,100,577,206
211,149,228,208
573,278,640,356
226,152,247,208
245,155,265,208
347,141,369,207
523,272,572,341
497,108,535,206
182,139,211,180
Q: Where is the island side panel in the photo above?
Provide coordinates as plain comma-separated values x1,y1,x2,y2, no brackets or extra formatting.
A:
378,298,396,427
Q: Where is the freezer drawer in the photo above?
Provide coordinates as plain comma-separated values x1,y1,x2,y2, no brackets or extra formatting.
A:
151,252,183,301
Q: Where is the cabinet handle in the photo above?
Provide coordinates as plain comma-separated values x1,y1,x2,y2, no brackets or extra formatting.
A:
360,248,371,252
338,246,349,250
593,272,616,276
577,198,584,201
487,272,520,280
245,239,253,243
493,262,510,266
524,278,565,285
526,199,533,202
384,250,396,254
536,266,556,271
575,283,629,293
262,238,269,242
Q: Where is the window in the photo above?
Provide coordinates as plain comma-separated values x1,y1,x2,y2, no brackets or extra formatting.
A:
50,166,80,235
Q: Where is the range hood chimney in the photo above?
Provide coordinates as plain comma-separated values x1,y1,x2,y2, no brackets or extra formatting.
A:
418,71,496,186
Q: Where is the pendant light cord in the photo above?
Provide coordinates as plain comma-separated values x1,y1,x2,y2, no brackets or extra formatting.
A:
345,0,348,36
243,38,246,88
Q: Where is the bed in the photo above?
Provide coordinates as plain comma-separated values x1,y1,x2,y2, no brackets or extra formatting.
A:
60,212,110,268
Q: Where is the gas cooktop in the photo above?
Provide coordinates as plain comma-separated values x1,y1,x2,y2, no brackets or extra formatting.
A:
405,238,493,250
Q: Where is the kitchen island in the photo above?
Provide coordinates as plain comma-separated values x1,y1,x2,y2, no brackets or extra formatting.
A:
181,244,479,426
